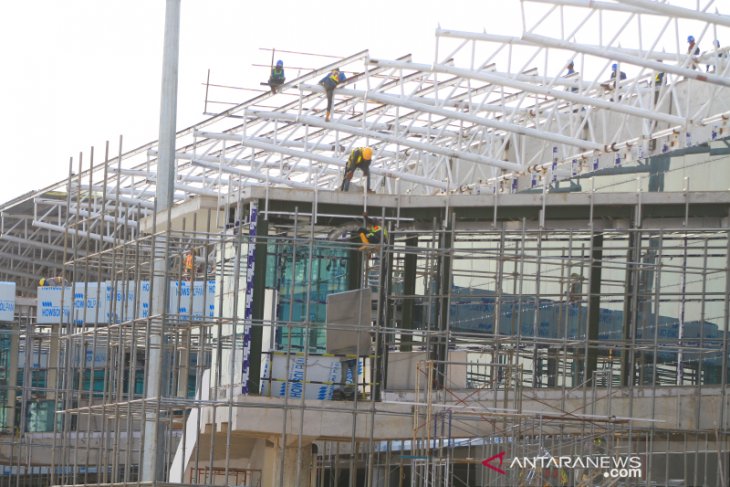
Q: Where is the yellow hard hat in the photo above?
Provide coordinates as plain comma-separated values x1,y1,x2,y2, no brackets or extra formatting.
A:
362,147,373,160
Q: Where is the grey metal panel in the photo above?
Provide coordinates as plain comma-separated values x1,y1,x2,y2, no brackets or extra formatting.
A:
326,288,372,355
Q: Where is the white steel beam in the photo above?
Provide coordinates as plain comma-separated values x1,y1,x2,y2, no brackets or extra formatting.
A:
245,110,523,172
0,267,42,281
69,207,139,228
175,151,341,178
522,33,730,89
32,220,116,244
437,28,689,63
369,58,688,126
300,83,605,153
196,130,451,191
523,0,655,14
188,158,318,190
616,0,730,27
247,112,462,139
0,234,87,255
0,251,65,270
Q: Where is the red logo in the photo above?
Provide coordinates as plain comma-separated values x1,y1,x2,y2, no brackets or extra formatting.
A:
482,451,507,475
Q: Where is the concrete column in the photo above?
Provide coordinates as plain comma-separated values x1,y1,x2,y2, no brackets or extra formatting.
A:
432,216,453,389
400,236,418,352
249,215,269,395
259,437,313,487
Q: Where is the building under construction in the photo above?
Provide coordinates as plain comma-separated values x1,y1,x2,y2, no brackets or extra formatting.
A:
1,1,730,485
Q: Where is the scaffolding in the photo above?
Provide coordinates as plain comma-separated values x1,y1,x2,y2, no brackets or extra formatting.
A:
0,1,730,486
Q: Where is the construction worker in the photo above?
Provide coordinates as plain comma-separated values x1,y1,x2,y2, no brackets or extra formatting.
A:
654,61,665,88
334,355,359,401
267,59,286,93
183,249,195,281
356,212,388,250
319,68,346,122
609,63,626,85
707,39,724,73
601,63,627,100
340,147,373,192
687,35,700,69
564,61,579,93
39,276,67,287
567,272,583,304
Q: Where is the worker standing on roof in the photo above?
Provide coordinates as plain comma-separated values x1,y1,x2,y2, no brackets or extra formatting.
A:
609,63,626,86
707,39,724,73
319,68,346,122
687,35,700,70
564,61,579,93
267,60,286,93
340,147,373,192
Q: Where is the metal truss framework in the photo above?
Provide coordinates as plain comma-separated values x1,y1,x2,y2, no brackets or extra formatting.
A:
1,1,730,291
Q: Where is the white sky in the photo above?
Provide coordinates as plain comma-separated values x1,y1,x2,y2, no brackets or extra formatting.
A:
0,1,720,202
0,0,518,202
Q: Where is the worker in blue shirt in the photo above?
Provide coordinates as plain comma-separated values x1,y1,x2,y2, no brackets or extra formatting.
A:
564,61,579,93
610,63,627,84
267,60,286,92
319,68,347,122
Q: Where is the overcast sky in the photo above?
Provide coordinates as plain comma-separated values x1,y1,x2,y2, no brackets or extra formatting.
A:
0,1,719,203
0,0,518,202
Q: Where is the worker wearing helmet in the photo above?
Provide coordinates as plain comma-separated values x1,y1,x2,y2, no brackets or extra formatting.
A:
39,276,67,287
318,68,347,122
340,147,373,192
687,35,699,55
687,35,700,70
357,212,388,247
183,249,195,281
603,62,627,96
267,59,286,93
610,63,626,82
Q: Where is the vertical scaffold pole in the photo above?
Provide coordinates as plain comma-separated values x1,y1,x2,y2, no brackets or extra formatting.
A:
143,0,180,481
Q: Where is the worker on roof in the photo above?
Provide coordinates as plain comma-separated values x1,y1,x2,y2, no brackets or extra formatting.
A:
654,60,665,88
340,147,373,192
610,63,627,83
687,35,700,55
319,68,347,122
267,59,286,93
707,39,724,73
564,61,579,93
687,35,700,70
602,63,627,100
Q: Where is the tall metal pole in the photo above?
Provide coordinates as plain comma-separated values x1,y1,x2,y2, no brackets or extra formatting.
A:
143,0,180,482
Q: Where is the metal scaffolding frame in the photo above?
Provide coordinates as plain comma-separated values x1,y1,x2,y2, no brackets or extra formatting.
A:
0,2,729,486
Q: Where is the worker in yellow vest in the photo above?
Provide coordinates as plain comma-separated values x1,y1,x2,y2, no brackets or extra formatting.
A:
357,212,388,250
183,249,195,281
340,147,373,192
319,68,346,122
